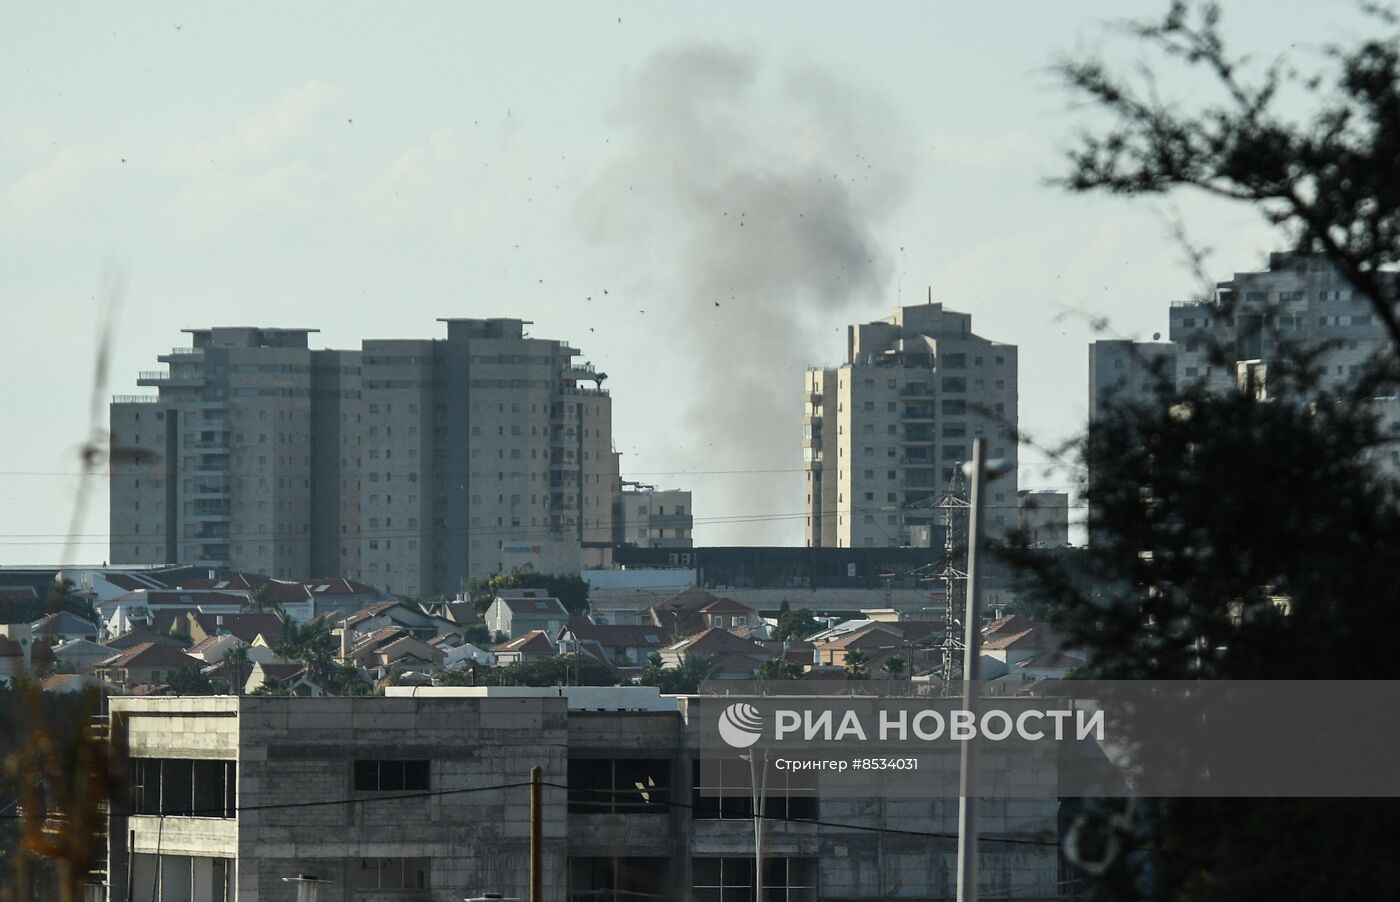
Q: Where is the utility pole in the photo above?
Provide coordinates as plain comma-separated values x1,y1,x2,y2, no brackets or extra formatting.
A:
530,766,542,902
956,438,987,902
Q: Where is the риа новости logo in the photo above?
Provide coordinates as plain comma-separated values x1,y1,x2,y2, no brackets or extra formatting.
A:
717,702,764,748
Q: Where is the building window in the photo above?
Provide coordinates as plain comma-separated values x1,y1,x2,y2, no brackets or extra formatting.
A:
692,857,818,901
352,858,430,891
131,758,236,818
692,760,816,820
568,758,671,814
353,759,430,792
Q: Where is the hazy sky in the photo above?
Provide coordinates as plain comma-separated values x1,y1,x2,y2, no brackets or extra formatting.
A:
0,2,1372,564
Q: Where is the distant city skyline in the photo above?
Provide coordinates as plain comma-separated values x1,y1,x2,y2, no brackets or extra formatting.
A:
0,1,1367,563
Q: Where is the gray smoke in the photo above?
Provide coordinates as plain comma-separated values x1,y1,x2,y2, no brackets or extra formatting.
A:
580,44,911,543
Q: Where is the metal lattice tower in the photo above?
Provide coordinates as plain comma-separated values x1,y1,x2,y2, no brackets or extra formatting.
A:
936,469,970,687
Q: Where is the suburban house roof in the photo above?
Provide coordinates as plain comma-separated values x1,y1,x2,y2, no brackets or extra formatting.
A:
191,612,284,644
105,629,190,651
99,642,197,670
372,636,445,666
645,587,753,636
814,623,906,651
99,590,248,609
1013,650,1083,670
253,662,306,681
30,611,101,636
104,573,167,592
982,624,1060,652
53,638,117,657
492,631,554,653
338,602,431,629
699,597,755,615
559,619,665,648
665,627,768,658
302,578,380,595
495,596,568,616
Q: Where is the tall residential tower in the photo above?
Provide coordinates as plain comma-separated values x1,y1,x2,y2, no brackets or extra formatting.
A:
804,302,1018,548
110,319,616,595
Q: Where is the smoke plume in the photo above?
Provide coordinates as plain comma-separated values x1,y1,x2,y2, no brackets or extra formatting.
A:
581,44,911,543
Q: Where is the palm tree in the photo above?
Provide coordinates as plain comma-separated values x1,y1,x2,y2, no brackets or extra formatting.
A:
843,649,871,679
881,655,907,680
224,646,250,696
759,657,803,680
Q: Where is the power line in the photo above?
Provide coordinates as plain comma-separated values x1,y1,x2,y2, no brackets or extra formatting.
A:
76,777,1059,848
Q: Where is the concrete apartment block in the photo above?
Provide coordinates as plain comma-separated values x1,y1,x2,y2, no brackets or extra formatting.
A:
107,688,1061,901
1018,490,1069,547
614,485,694,549
110,319,617,595
1087,339,1178,425
1170,251,1391,394
805,302,1019,549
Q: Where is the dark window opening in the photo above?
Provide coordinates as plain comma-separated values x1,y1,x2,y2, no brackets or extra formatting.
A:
131,758,236,818
354,759,430,792
568,758,672,814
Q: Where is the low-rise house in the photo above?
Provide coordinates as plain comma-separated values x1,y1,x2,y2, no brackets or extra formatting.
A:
40,673,118,695
485,590,569,639
346,628,446,678
421,598,483,629
658,627,769,678
30,611,102,644
339,602,446,643
300,578,391,620
492,630,556,665
245,662,329,697
93,642,199,688
430,634,493,669
556,620,666,667
178,612,285,647
979,615,1067,678
53,637,119,674
989,650,1087,687
96,590,246,640
644,587,756,638
812,623,938,677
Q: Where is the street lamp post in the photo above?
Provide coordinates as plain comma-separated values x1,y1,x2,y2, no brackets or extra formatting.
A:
955,438,1012,902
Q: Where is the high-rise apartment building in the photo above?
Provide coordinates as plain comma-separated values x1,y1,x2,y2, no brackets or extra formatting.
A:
804,302,1018,548
1169,251,1391,394
110,319,616,595
1087,339,1178,425
1086,252,1400,542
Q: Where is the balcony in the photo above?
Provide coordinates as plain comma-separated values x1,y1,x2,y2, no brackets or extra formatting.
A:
559,385,609,397
650,514,693,530
899,456,936,467
903,406,937,421
112,394,160,404
900,430,936,444
158,347,204,362
900,385,935,399
137,370,205,387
